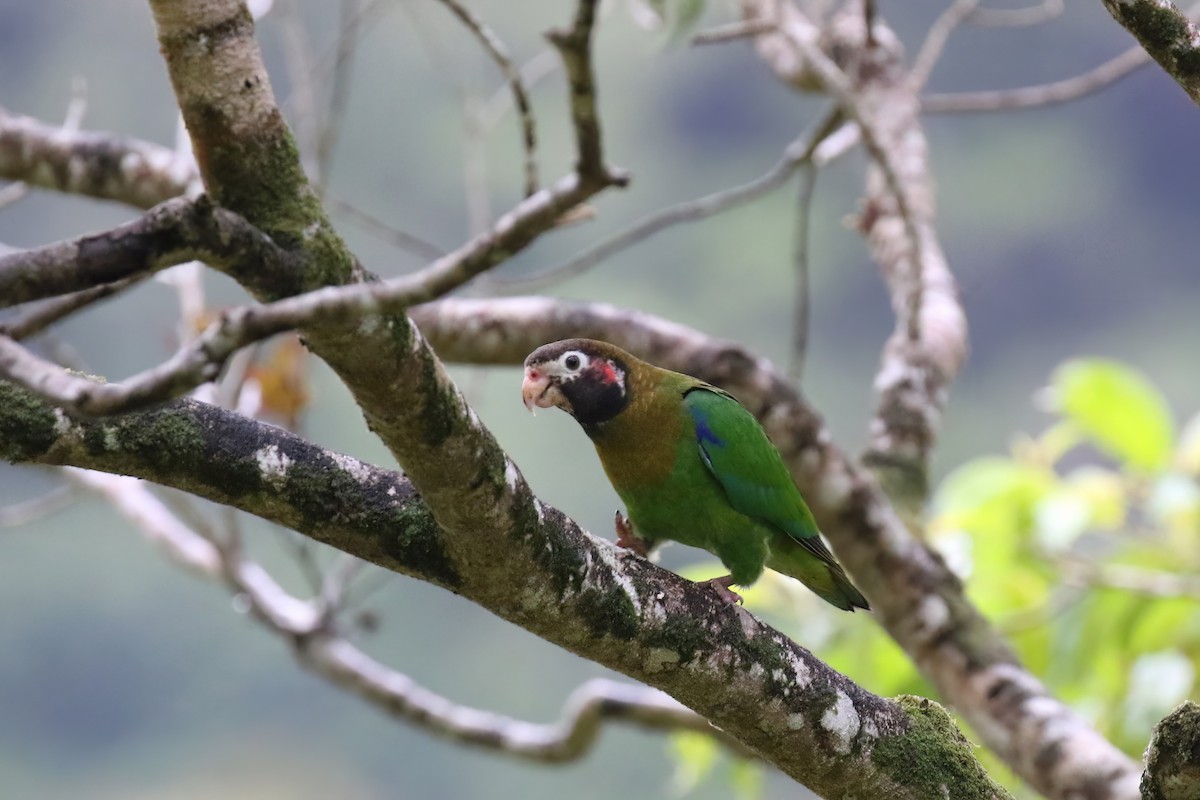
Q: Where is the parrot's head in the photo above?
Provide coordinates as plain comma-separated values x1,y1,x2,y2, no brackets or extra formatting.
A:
522,339,631,426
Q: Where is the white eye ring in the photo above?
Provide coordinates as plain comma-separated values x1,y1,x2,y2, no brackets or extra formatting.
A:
560,351,587,372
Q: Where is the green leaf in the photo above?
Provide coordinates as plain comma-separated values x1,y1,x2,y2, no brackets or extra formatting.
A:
933,457,1055,539
1048,359,1175,471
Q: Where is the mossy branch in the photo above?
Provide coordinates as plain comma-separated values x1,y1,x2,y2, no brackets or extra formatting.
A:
0,380,1009,799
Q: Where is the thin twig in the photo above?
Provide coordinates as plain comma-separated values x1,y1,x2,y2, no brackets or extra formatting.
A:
968,0,1063,28
325,195,447,261
0,483,76,528
910,0,982,91
0,276,142,341
436,0,539,197
788,164,818,382
922,45,1151,113
764,12,928,344
315,0,364,187
494,109,852,290
691,18,776,45
275,0,321,174
1063,560,1200,598
479,49,561,129
0,168,615,416
546,0,617,187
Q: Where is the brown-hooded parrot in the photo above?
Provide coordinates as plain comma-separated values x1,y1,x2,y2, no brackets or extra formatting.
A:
521,338,868,611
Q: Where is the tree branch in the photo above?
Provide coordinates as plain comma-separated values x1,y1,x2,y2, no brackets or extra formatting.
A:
0,385,1009,798
0,196,288,309
496,109,854,290
435,0,540,197
1102,0,1200,106
0,172,621,417
0,276,142,341
545,0,623,188
0,104,196,208
741,1,969,513
65,467,746,763
1142,701,1200,799
408,295,1141,800
922,45,1151,113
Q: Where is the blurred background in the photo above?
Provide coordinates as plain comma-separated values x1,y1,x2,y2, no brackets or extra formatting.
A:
1,0,1198,798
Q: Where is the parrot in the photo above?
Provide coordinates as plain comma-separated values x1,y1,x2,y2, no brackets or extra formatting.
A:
520,338,868,611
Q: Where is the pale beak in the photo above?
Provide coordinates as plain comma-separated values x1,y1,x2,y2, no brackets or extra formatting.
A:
521,367,554,413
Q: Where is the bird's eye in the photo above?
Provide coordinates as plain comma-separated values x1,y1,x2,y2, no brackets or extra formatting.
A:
564,354,582,370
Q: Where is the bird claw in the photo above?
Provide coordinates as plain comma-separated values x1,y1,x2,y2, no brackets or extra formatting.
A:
702,575,743,605
614,510,649,557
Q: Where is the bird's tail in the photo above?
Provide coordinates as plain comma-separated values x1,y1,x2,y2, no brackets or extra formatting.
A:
767,535,870,612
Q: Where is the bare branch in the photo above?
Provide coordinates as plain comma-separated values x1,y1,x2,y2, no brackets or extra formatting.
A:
480,49,561,130
0,196,287,309
1102,0,1200,106
0,482,76,528
0,78,89,211
324,194,448,261
923,45,1151,113
968,0,1063,28
495,110,854,290
436,0,540,197
910,0,981,91
0,105,196,209
789,164,818,381
546,0,624,188
691,18,776,45
0,276,142,341
315,0,365,186
744,1,968,507
0,171,622,416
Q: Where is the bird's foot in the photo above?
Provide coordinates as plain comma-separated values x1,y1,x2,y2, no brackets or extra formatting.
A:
614,510,649,557
701,574,743,605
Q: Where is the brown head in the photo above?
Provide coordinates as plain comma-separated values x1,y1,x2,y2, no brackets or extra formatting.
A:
521,339,635,426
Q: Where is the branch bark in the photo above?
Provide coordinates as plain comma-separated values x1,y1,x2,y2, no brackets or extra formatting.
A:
1102,0,1200,106
0,196,288,308
0,384,1010,799
0,104,196,208
66,468,745,764
741,0,968,514
1142,701,1200,800
409,295,1142,800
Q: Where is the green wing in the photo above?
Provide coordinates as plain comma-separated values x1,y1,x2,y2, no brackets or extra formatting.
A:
684,386,833,557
